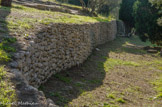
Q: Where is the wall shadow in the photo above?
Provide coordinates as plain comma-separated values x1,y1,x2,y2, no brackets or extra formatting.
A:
39,41,108,106
39,33,151,106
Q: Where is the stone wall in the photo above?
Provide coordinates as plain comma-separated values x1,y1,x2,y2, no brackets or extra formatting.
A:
10,20,118,88
117,20,126,37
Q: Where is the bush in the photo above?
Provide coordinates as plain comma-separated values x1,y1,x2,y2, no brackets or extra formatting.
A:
98,4,110,15
119,0,136,27
133,0,162,44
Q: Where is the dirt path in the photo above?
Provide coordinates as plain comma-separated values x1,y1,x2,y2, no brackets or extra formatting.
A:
40,36,162,107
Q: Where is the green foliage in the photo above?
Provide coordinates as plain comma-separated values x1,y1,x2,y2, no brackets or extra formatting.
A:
133,0,162,44
65,0,88,6
119,0,136,27
98,4,110,15
1,0,12,7
149,0,162,26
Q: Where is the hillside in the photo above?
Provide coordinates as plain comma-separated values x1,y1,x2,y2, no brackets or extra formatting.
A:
0,0,162,107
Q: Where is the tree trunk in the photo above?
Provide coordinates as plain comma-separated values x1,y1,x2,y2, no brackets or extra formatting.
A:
1,0,12,7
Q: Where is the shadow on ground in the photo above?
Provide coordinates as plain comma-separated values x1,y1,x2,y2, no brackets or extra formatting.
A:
40,35,152,106
0,6,11,40
0,6,16,64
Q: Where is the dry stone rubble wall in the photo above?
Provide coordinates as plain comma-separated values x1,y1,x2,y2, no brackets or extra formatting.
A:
11,21,119,88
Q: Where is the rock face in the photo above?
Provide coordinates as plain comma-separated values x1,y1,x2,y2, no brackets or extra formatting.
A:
10,21,119,88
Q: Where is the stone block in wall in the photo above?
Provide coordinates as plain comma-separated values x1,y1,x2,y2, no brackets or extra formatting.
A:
116,20,126,37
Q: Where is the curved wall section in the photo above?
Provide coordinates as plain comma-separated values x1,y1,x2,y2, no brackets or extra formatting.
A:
12,21,118,87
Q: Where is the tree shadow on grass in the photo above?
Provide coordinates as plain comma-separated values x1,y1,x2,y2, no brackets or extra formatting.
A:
0,5,19,107
0,6,14,64
0,6,11,39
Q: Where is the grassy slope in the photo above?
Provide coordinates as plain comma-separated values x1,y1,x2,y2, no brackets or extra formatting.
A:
0,4,112,34
0,1,161,107
40,36,162,107
0,66,16,107
0,2,113,107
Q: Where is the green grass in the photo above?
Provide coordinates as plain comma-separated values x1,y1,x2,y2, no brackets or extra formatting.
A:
104,58,140,72
1,4,111,24
103,103,119,107
54,74,72,83
0,66,16,107
0,4,113,36
0,38,15,63
49,92,68,104
116,98,126,104
0,50,11,62
152,75,162,99
122,36,158,47
0,38,16,53
107,93,116,99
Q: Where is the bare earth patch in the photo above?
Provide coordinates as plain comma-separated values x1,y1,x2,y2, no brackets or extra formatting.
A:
40,36,162,107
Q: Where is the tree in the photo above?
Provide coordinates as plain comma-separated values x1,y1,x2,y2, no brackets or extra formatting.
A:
149,0,162,26
79,0,106,15
1,0,12,7
79,0,120,16
98,0,121,15
119,0,136,28
133,0,162,45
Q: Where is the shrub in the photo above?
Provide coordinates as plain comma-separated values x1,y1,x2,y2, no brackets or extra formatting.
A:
133,0,162,44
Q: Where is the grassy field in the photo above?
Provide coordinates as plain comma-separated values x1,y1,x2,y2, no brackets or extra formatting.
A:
40,36,162,107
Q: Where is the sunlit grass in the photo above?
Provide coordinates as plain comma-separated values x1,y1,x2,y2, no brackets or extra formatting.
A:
0,49,11,62
0,4,113,34
152,75,162,99
104,58,140,72
0,66,16,107
10,4,110,23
